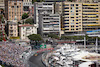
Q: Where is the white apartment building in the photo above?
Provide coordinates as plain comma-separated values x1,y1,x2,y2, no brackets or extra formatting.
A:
0,0,4,9
19,24,37,40
39,11,61,37
34,2,54,26
8,21,18,37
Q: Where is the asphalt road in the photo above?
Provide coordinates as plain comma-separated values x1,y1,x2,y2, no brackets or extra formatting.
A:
28,52,46,67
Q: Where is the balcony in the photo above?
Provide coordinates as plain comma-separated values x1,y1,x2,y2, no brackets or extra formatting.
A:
83,11,98,12
82,17,98,19
82,7,98,9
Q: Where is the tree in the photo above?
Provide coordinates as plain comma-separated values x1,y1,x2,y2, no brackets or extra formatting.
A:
24,18,34,24
61,35,67,40
28,34,42,41
18,22,21,24
61,35,85,41
0,15,4,23
22,13,29,19
48,34,59,39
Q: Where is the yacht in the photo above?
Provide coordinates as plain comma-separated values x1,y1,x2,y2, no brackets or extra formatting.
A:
47,44,100,67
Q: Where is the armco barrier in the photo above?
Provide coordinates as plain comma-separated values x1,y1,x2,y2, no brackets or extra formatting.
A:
41,53,49,67
41,52,52,67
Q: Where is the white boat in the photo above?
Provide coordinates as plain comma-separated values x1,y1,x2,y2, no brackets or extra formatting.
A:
47,44,100,67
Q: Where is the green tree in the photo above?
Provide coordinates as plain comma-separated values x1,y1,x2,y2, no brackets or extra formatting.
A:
48,34,59,39
18,22,21,24
22,13,29,19
28,34,42,41
61,35,66,40
24,18,34,24
0,15,4,23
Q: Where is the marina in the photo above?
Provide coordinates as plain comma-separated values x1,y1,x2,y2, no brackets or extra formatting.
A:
43,44,100,67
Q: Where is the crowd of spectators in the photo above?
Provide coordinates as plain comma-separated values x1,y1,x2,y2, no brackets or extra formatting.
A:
0,42,30,67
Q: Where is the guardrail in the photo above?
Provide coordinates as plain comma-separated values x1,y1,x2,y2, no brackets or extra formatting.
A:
41,53,48,67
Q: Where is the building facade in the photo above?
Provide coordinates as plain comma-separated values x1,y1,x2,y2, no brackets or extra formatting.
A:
0,0,4,9
55,2,100,34
23,0,34,16
82,3,100,31
5,0,23,21
8,21,18,37
19,24,37,40
0,0,4,15
38,12,61,37
34,2,54,26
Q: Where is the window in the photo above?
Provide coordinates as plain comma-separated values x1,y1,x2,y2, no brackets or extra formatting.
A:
71,4,74,6
76,19,78,21
64,7,69,9
71,17,74,18
64,20,69,21
65,11,69,12
71,7,72,9
76,23,78,24
76,4,78,6
76,13,78,15
71,11,72,12
76,29,78,30
65,14,69,15
14,3,17,5
65,29,69,30
76,10,78,12
48,4,52,5
71,26,74,27
76,17,78,18
71,29,74,30
64,23,69,24
76,26,78,27
17,6,19,8
65,26,69,27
